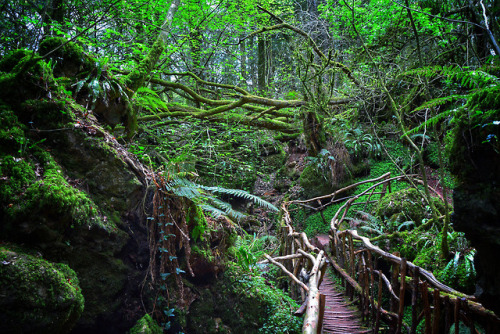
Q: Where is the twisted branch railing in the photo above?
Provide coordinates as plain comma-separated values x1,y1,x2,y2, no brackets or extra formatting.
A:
263,172,500,333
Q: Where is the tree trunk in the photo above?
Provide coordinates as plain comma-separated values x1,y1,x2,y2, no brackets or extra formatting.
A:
122,0,180,134
240,36,247,87
302,106,325,157
258,35,267,93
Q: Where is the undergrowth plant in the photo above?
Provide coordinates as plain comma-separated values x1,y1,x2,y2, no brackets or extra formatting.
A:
164,176,278,221
233,234,279,272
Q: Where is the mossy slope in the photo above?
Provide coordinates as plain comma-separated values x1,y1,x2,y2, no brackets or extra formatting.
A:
0,246,84,334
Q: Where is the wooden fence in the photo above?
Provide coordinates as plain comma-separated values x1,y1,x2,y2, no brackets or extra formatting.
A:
263,172,500,333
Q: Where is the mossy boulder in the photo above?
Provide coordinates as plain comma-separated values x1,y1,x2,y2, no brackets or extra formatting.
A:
186,264,301,334
299,163,335,198
38,37,93,78
0,104,27,153
375,188,444,225
0,246,84,334
448,84,500,313
299,144,353,199
0,94,145,332
261,146,287,173
128,314,162,334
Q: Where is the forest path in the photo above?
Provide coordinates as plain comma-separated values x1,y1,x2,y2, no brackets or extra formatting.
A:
319,273,370,334
314,234,370,334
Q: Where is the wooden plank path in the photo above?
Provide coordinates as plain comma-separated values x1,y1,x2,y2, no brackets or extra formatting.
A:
319,275,370,334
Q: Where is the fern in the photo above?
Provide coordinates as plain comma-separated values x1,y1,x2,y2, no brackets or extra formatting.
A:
410,94,467,114
201,185,278,212
132,87,168,115
401,65,500,138
403,109,455,137
164,176,277,221
401,65,499,90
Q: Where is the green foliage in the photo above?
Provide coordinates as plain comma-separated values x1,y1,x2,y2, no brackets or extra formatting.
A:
226,264,302,334
187,203,207,241
304,148,336,180
434,232,476,293
72,57,127,111
0,246,84,333
129,314,163,334
342,125,381,160
233,233,278,272
165,176,277,221
375,188,443,225
132,87,168,114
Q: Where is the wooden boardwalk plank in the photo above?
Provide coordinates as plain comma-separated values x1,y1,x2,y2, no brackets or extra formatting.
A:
319,275,370,334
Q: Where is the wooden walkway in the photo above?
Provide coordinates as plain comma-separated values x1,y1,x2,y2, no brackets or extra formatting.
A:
319,275,370,334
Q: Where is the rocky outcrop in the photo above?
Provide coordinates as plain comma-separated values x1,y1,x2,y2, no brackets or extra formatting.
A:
449,85,500,315
0,246,84,334
0,45,151,333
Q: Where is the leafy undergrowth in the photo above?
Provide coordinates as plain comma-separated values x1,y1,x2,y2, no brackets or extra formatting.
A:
289,139,475,293
291,139,414,236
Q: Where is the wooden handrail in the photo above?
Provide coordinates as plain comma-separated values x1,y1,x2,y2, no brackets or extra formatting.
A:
268,172,500,333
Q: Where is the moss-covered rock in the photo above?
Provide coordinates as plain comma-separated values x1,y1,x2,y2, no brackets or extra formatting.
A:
375,188,444,225
299,143,353,199
0,85,145,333
448,84,500,313
0,50,56,107
186,264,301,334
0,246,84,334
0,103,27,153
299,163,335,198
0,155,35,203
128,314,163,334
38,37,93,78
261,146,287,173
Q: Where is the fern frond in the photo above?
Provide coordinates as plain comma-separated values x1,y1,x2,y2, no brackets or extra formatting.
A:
163,176,275,222
403,109,455,137
400,65,443,78
133,86,168,114
411,94,467,113
200,204,245,220
200,185,278,211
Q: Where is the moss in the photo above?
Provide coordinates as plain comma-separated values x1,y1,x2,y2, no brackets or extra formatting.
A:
375,188,444,225
187,263,301,334
299,163,335,198
129,314,163,334
38,36,93,76
8,156,113,231
22,98,75,127
0,155,36,203
0,103,27,153
0,245,84,333
0,50,56,106
261,147,287,173
188,204,207,241
0,49,34,72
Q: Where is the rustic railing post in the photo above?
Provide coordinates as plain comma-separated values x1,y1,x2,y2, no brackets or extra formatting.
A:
374,273,383,333
317,293,326,334
432,289,441,334
444,296,452,333
368,252,376,327
421,282,431,334
396,258,407,333
390,253,401,313
411,267,420,334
